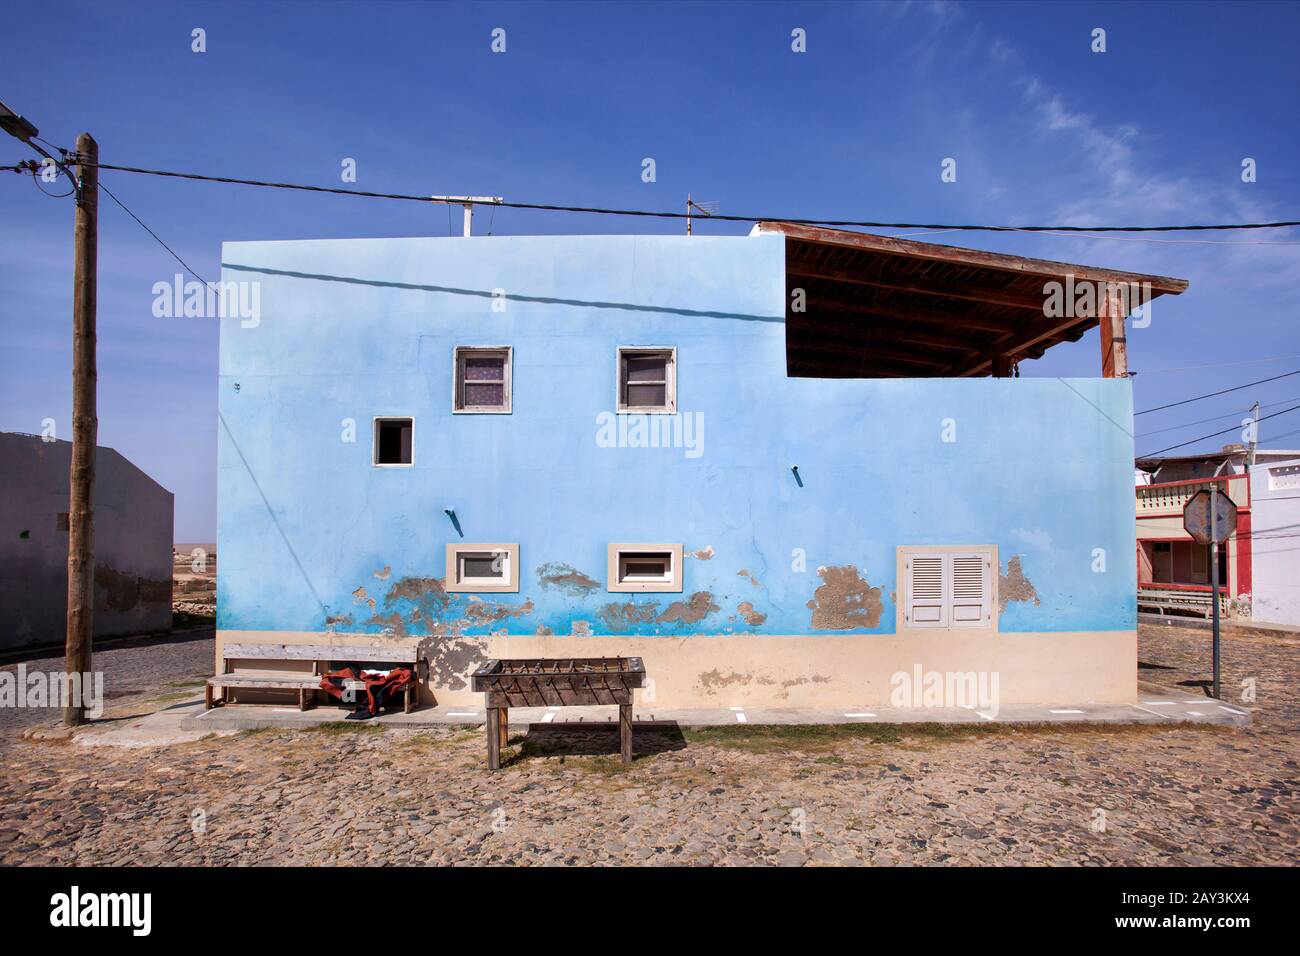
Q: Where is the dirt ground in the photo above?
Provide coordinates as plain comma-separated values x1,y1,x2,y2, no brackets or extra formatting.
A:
171,542,216,624
0,621,1294,866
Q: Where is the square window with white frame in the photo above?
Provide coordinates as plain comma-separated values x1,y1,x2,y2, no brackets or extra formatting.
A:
445,543,519,593
373,417,413,466
607,543,683,592
454,346,512,413
617,347,676,413
898,546,997,630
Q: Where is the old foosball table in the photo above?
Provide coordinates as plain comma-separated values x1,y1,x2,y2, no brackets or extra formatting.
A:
470,657,647,770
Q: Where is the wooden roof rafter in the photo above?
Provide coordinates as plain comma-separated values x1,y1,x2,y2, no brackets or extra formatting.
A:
760,221,1190,379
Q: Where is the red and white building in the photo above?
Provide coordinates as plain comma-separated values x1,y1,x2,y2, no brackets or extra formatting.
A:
1135,445,1300,620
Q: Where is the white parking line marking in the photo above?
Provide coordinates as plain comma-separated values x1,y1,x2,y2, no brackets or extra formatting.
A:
1219,705,1248,715
1130,704,1176,719
446,711,477,717
1186,710,1205,717
541,711,555,723
1142,701,1176,706
734,712,747,723
1049,709,1085,714
975,711,995,721
729,706,744,711
844,712,876,718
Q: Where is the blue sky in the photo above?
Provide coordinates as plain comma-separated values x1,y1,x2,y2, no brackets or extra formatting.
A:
2,0,1298,541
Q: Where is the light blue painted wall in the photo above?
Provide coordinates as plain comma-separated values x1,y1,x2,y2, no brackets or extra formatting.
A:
216,234,1137,637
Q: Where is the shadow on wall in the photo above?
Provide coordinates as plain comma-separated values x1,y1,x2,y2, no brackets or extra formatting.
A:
221,263,783,324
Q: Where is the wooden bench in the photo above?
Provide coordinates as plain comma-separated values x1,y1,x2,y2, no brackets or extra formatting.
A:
206,641,426,714
1138,587,1227,620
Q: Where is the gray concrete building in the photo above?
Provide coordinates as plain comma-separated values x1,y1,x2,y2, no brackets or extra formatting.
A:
1,433,173,650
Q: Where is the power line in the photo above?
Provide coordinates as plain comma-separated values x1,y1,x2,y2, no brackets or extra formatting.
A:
1135,396,1300,438
1138,402,1300,457
60,160,1300,234
1134,368,1300,416
1134,353,1300,375
97,179,210,285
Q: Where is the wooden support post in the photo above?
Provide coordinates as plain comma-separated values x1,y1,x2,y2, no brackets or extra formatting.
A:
486,707,501,770
204,683,214,711
64,132,98,727
1098,283,1128,378
499,707,509,750
619,703,633,764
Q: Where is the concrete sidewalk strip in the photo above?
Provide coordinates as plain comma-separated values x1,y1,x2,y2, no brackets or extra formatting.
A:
147,684,1251,738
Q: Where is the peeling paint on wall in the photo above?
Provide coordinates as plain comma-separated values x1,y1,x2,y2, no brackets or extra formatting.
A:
806,565,883,630
464,598,535,625
351,586,376,611
536,562,600,595
656,591,720,625
572,620,592,637
417,635,489,691
736,601,767,626
687,546,715,560
698,669,775,690
737,569,760,586
598,600,660,631
372,565,391,580
999,555,1042,611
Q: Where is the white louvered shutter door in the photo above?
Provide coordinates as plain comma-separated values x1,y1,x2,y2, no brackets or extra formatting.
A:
949,551,992,627
906,554,947,627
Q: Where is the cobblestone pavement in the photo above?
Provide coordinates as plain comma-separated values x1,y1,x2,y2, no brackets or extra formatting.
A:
0,628,215,740
0,623,1294,866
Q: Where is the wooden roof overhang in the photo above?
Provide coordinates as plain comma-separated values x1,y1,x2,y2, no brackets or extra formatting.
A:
756,222,1189,379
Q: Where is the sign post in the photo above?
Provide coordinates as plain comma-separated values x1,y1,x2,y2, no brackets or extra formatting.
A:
1183,486,1237,699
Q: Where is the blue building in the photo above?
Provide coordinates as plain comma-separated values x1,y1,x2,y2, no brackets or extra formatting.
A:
215,223,1187,709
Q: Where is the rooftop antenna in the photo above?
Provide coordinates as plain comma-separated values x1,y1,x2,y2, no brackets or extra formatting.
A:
686,194,719,236
431,195,504,236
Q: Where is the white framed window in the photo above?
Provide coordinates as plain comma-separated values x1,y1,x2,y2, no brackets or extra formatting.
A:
454,346,512,414
373,417,413,466
899,546,996,630
445,543,519,593
617,347,676,414
607,543,683,593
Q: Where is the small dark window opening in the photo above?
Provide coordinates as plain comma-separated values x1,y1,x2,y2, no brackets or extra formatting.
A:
374,418,413,466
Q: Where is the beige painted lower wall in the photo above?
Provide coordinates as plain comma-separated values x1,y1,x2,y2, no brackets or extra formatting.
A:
215,629,1137,709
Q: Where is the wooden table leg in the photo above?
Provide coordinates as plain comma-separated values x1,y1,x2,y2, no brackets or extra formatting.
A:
499,707,509,750
486,707,501,771
619,703,633,764
204,683,214,710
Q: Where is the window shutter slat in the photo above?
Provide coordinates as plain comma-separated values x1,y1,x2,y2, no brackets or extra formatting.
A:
906,555,947,627
950,553,991,627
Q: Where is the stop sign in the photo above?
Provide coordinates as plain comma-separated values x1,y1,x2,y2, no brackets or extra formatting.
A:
1183,488,1238,545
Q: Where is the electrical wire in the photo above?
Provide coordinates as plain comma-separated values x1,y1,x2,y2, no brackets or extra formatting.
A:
1138,402,1300,457
1134,368,1300,416
1135,397,1300,438
97,179,210,286
1134,353,1300,375
63,161,1300,234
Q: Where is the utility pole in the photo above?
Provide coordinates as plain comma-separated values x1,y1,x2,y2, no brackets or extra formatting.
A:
1247,400,1261,468
1209,481,1221,700
65,133,98,725
0,102,98,726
